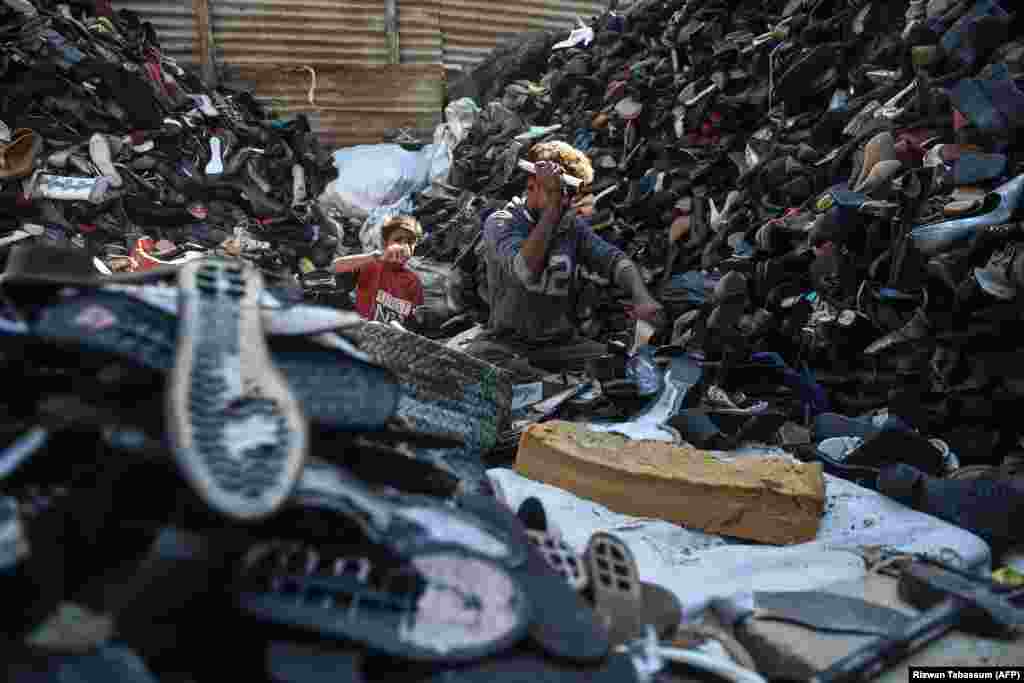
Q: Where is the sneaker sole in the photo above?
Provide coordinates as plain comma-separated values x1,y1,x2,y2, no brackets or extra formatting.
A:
168,258,308,521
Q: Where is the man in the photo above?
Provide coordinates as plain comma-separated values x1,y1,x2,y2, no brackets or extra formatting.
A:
463,141,664,371
333,215,424,326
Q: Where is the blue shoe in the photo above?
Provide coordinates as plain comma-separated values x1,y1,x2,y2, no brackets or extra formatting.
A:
910,173,1024,256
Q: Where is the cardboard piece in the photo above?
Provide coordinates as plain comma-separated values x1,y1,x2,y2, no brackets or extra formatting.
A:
515,421,826,545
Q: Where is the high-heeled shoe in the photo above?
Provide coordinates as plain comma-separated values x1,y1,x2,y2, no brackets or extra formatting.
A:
910,173,1024,256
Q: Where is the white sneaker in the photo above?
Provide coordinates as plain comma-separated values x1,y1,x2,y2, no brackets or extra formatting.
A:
88,133,122,188
205,136,224,176
0,120,10,144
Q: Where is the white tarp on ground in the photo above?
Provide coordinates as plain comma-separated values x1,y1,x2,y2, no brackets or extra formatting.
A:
487,465,991,619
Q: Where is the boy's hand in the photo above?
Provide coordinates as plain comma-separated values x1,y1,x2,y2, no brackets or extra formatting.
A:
382,243,412,264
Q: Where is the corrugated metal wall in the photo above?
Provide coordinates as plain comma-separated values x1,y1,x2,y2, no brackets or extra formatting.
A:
116,0,600,147
399,0,443,64
228,64,445,150
440,0,607,72
210,0,392,67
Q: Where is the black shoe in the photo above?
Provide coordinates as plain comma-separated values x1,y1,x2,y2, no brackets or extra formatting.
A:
863,309,932,355
926,249,970,293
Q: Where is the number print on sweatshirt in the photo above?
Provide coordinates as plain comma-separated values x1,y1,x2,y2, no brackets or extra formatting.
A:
373,290,414,324
523,254,574,296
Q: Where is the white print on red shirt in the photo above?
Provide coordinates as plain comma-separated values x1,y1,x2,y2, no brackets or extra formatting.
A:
373,289,414,324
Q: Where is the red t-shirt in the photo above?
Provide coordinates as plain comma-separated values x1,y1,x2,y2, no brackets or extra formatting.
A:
355,260,424,324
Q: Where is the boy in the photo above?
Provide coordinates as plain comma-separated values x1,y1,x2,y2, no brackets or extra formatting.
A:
332,215,424,325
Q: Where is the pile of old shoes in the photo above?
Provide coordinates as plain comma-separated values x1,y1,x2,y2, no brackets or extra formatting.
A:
0,0,345,304
434,0,1024,486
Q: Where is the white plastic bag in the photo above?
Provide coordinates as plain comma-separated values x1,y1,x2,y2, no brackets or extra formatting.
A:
319,143,446,221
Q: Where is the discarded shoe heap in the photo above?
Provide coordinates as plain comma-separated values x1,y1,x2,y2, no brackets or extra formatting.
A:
418,0,1024,542
0,0,352,292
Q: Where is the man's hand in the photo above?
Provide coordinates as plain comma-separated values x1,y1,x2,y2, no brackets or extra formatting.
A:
534,160,569,214
382,243,412,265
